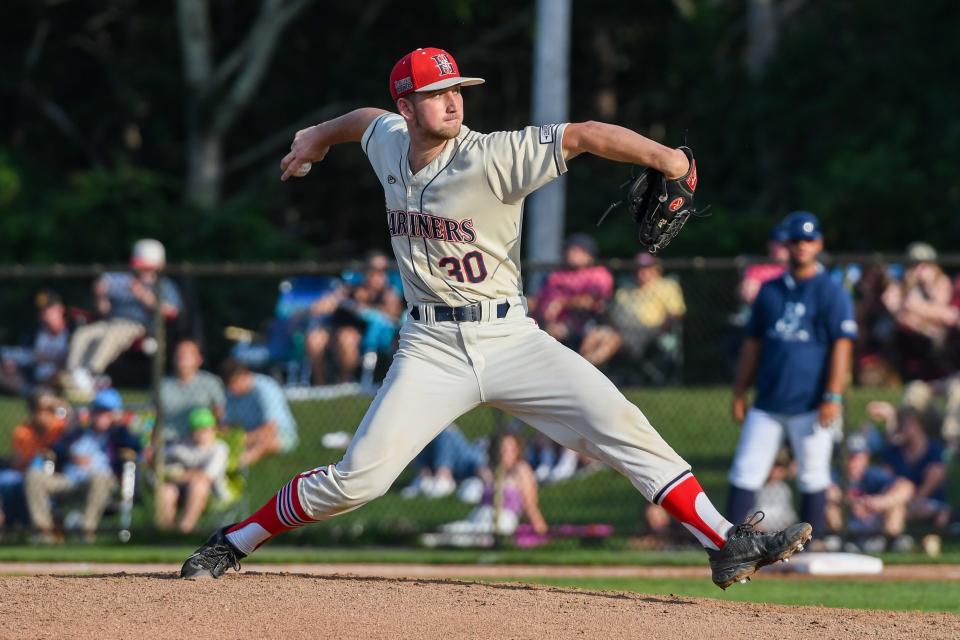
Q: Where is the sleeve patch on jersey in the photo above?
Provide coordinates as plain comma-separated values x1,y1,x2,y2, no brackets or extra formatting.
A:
539,124,556,144
841,319,858,335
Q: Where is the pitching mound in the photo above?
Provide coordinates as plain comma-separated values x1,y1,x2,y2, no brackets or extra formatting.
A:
1,572,956,640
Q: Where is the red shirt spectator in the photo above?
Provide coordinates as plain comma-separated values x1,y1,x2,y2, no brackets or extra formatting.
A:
739,226,790,307
533,234,613,348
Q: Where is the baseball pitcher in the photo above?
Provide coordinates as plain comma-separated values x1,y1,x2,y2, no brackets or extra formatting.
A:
181,47,811,589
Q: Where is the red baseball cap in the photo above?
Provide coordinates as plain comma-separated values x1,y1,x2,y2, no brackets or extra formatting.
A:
389,47,485,101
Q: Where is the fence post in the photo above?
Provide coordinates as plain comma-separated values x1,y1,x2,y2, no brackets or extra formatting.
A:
491,412,510,549
149,276,167,525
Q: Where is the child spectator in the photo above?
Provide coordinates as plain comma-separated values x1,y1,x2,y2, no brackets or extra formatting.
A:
156,408,230,533
160,339,226,440
64,239,182,397
532,234,613,350
10,389,72,472
222,359,298,466
421,433,547,547
0,389,72,529
24,388,138,542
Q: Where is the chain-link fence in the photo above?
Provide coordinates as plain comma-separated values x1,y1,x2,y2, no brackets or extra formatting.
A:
0,256,956,549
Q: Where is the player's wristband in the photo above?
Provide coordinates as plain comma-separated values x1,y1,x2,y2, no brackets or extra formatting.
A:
822,392,844,404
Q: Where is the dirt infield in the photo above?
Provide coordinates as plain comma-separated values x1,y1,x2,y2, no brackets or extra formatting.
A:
2,561,960,580
1,572,957,640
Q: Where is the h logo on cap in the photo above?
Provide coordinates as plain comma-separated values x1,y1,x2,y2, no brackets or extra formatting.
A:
388,47,485,100
431,54,455,76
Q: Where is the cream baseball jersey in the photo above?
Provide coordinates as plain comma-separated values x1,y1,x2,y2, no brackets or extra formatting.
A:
361,113,568,306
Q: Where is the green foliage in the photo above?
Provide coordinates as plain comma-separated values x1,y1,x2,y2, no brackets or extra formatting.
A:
1,0,957,258
0,153,22,206
0,160,307,264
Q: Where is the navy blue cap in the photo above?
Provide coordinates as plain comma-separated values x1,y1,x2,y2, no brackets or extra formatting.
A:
782,211,822,241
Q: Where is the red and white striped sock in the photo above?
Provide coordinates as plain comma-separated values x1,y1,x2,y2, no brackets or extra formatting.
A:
654,471,732,550
225,471,317,555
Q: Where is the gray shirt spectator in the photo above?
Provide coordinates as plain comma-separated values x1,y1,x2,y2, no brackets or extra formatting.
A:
161,371,226,438
160,339,226,440
222,359,298,466
225,373,298,448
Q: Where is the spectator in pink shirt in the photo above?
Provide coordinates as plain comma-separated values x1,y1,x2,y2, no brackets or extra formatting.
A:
740,224,790,308
532,234,613,350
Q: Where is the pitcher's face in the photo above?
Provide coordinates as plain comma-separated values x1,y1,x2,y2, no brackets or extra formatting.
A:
401,86,463,141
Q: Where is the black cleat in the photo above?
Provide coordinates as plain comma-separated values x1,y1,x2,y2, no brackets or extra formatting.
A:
180,526,246,579
706,512,812,590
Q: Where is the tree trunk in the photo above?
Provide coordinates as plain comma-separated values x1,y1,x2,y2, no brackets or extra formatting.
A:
176,0,313,209
746,0,779,79
186,133,222,210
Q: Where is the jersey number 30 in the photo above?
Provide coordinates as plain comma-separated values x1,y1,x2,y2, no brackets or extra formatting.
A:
438,251,488,283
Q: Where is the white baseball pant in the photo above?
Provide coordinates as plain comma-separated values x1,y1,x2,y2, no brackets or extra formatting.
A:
294,297,690,520
728,407,835,493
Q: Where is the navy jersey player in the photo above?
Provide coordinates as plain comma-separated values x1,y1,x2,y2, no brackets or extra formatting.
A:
728,211,857,541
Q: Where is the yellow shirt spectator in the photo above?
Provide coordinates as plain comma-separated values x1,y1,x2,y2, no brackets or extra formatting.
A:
611,275,686,330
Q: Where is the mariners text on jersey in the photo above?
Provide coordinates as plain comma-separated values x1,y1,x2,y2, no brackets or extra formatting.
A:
386,208,477,244
362,112,568,306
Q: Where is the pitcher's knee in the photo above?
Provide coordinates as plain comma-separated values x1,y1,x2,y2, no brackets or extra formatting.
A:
336,474,392,508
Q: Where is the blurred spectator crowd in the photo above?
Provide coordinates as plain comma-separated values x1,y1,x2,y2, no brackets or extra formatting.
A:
0,239,301,540
0,227,958,547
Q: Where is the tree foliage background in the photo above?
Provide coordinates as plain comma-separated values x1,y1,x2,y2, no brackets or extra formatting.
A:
1,0,957,265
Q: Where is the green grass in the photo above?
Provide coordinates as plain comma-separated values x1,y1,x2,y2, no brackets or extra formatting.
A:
1,543,959,568
491,576,960,614
0,384,945,546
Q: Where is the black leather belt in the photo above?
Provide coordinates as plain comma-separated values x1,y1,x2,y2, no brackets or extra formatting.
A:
410,301,511,323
